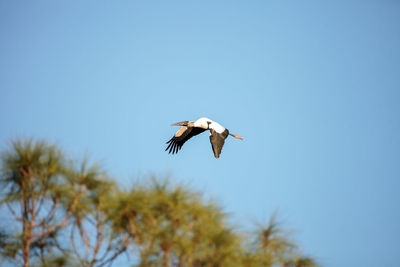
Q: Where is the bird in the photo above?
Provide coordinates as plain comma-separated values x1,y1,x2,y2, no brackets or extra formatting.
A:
165,117,243,158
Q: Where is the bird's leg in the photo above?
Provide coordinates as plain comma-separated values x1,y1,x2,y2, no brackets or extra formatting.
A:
229,133,243,140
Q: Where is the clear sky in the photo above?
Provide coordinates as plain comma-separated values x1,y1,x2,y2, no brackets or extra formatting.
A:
1,1,399,266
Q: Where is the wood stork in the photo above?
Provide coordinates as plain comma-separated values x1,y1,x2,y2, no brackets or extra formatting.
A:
165,117,243,158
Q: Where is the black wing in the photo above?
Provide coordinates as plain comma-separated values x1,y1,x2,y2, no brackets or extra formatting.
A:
209,129,229,158
165,126,206,154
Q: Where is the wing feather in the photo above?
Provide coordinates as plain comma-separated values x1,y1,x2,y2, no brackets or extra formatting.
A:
165,126,206,154
209,129,229,158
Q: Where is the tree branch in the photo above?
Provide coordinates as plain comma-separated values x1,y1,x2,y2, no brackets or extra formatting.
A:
5,202,22,222
89,212,104,266
32,191,80,239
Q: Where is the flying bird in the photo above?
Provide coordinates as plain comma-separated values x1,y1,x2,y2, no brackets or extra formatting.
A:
165,117,243,158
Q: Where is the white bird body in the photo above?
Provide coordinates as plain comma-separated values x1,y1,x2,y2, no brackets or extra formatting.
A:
166,117,243,158
193,117,226,134
192,117,210,129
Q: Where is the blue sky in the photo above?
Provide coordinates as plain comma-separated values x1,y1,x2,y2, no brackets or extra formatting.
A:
1,1,400,266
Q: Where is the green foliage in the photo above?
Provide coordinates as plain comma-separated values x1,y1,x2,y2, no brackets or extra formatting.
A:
0,139,121,267
31,255,79,267
0,229,19,259
65,160,123,267
0,138,318,267
108,177,244,266
251,213,298,266
1,139,65,202
283,256,319,267
0,139,80,266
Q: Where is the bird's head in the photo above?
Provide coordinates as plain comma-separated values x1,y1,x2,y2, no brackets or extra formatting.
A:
170,121,189,126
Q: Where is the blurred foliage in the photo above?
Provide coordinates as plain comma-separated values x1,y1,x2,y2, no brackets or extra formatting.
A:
108,177,243,267
0,138,318,267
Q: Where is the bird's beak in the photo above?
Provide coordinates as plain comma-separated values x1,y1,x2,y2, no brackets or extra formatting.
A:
170,121,189,126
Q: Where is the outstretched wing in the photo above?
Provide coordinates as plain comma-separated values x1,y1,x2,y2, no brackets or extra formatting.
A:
209,129,229,158
165,126,206,154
